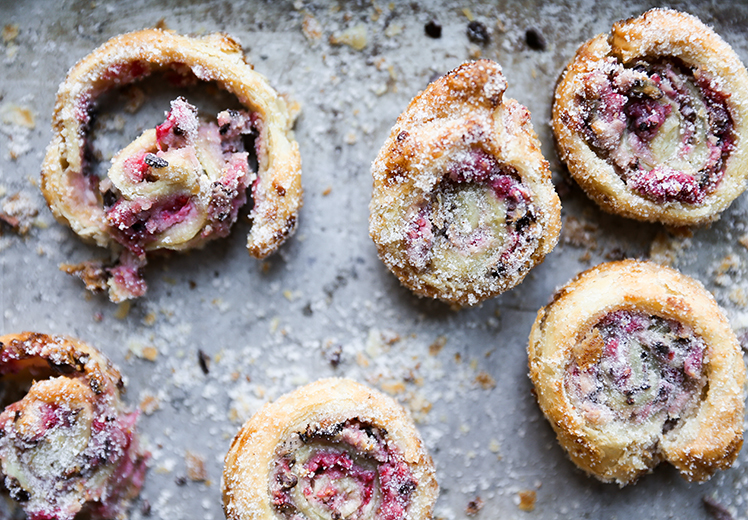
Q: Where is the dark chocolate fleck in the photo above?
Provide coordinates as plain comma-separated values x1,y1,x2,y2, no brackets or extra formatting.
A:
525,27,546,51
198,349,210,375
424,20,442,38
175,476,187,486
46,358,77,374
662,417,678,434
278,472,298,489
327,345,342,368
102,189,117,208
466,21,490,45
89,376,103,395
466,496,484,516
144,153,169,169
399,480,416,497
10,486,30,503
141,499,152,516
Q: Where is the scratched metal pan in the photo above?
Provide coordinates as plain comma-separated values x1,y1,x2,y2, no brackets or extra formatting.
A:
0,0,747,519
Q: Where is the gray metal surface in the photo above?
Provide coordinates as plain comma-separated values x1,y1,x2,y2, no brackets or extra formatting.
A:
1,0,747,519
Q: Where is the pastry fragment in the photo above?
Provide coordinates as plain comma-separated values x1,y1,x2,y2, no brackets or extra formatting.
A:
370,60,561,305
553,9,748,225
41,29,302,301
222,378,438,520
0,332,148,520
528,260,745,485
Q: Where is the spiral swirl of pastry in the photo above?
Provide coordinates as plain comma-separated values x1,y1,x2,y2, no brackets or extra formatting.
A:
0,332,148,520
528,261,745,485
370,60,561,306
222,378,438,520
553,9,748,225
41,29,302,301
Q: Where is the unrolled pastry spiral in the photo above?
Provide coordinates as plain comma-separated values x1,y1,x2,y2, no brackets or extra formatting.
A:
553,8,748,225
528,260,745,485
41,29,302,301
370,60,561,306
222,378,438,520
0,332,148,520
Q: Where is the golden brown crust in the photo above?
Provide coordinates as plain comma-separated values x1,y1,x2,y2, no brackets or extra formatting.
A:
528,260,745,485
40,28,301,259
222,378,439,520
0,332,147,520
370,60,561,306
0,332,123,391
553,8,748,225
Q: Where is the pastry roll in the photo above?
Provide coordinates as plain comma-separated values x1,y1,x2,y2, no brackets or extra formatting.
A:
0,332,148,520
553,9,748,225
41,29,302,301
370,60,561,306
528,260,745,485
222,378,438,520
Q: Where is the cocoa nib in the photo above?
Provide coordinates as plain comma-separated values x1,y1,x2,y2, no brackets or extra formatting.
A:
424,20,442,38
277,472,298,489
144,153,168,169
466,496,484,516
198,349,210,375
525,28,546,51
466,21,490,45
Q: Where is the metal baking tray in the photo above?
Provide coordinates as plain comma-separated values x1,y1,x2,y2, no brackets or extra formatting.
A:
1,1,747,519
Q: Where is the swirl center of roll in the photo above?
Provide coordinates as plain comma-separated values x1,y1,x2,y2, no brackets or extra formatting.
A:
405,149,540,279
576,58,734,204
103,97,257,257
270,419,417,520
566,310,706,430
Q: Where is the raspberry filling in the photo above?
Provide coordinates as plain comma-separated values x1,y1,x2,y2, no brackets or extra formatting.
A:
270,420,417,520
565,310,706,430
92,97,258,299
404,149,540,278
0,341,148,520
575,58,734,204
104,97,256,254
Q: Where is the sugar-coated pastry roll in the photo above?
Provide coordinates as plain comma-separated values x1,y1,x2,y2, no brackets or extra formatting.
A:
370,60,561,306
41,29,302,302
0,332,148,520
528,260,745,485
553,9,748,225
222,378,438,520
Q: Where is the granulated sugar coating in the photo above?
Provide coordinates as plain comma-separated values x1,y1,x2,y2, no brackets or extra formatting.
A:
1,1,748,520
552,9,748,226
369,60,561,306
